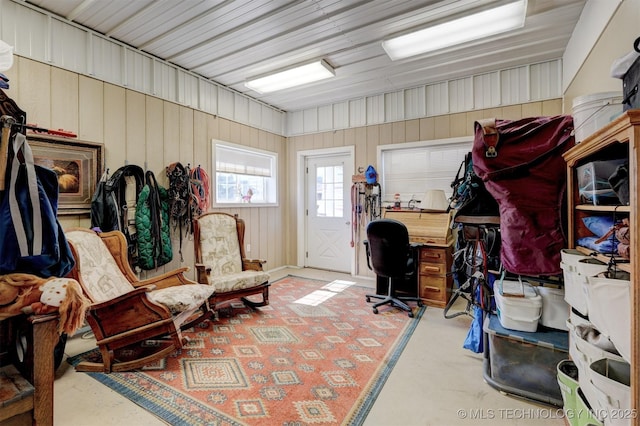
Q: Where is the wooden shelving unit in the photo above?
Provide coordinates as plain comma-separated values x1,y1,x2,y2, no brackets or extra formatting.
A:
563,110,640,424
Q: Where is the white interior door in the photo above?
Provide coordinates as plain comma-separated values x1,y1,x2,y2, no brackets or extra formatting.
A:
305,154,352,272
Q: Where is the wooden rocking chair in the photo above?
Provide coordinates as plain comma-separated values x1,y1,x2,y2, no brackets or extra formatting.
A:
194,212,270,309
65,228,214,373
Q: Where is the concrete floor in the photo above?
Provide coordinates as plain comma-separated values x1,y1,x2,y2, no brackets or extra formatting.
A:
54,267,564,426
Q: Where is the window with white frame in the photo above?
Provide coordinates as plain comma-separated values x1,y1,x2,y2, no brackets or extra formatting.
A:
378,137,472,207
213,140,278,206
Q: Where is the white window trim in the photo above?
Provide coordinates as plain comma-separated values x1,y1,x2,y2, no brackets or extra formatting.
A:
376,136,472,208
212,139,279,207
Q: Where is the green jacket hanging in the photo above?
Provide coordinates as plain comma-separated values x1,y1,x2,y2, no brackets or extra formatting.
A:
135,170,172,270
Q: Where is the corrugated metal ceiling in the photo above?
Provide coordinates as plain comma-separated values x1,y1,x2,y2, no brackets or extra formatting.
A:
25,0,586,112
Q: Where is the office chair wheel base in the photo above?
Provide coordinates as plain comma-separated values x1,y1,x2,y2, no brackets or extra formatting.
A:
366,296,372,303
372,307,379,314
417,300,424,307
408,311,414,318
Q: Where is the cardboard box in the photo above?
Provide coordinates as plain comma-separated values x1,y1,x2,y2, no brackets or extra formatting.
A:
577,159,626,205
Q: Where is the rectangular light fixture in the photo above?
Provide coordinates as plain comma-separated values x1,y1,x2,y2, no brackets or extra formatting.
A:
382,0,527,61
245,60,335,94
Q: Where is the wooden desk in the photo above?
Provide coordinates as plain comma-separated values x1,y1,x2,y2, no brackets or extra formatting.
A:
378,210,454,308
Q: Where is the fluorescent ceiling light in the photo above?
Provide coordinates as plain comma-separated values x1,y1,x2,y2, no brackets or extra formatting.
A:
382,0,527,61
245,60,335,94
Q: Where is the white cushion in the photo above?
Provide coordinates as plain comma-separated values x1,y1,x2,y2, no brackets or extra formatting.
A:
148,284,214,314
208,270,270,293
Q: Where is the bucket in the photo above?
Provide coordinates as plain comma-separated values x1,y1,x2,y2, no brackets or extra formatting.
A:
572,92,623,143
589,359,631,426
495,281,542,332
557,360,579,426
538,286,569,330
586,270,631,363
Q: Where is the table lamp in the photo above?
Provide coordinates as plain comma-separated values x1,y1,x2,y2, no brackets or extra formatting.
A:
421,189,449,212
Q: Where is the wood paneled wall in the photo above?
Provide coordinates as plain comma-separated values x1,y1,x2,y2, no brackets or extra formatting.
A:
4,55,563,280
4,56,287,281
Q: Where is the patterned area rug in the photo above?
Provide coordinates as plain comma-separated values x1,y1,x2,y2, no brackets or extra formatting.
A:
68,275,424,425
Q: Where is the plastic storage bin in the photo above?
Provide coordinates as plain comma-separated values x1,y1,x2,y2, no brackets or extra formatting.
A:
586,270,631,363
538,286,569,330
557,360,580,426
494,281,542,332
589,358,631,426
577,158,627,205
483,313,568,406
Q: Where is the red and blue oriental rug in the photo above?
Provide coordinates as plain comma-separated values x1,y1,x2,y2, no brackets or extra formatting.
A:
68,275,424,425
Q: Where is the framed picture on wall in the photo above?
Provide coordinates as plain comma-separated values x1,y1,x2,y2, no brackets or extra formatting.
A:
27,134,104,215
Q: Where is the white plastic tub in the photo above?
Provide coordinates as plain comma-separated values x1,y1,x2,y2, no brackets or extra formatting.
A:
572,92,623,143
586,271,631,363
538,286,569,330
495,281,542,332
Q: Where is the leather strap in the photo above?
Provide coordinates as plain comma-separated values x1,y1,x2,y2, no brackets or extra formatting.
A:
476,118,499,157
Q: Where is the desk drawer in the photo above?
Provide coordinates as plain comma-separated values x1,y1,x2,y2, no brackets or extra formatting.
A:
419,261,447,275
419,275,447,301
420,247,447,263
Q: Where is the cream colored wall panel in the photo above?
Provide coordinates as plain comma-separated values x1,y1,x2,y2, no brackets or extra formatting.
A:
228,120,243,145
51,67,78,134
17,59,51,127
501,66,529,105
542,99,563,116
349,98,366,128
124,49,152,94
433,116,451,140
366,126,380,166
419,117,435,141
91,35,123,86
145,96,164,172
318,105,333,131
218,87,234,120
193,110,209,172
378,122,392,145
405,119,420,142
50,19,87,74
333,101,349,129
384,91,404,122
217,117,231,142
153,61,177,102
78,76,103,142
125,90,146,165
530,60,561,100
234,93,249,125
249,99,262,128
426,82,449,116
449,113,469,137
303,108,318,134
163,102,180,167
473,72,501,110
449,77,473,113
501,104,523,120
366,94,384,125
391,121,405,144
103,84,126,168
522,101,543,118
404,87,425,119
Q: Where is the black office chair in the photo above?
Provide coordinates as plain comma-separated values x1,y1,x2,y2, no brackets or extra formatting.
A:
364,219,424,317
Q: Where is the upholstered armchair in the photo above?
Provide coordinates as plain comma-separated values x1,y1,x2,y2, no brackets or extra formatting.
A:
193,212,270,309
65,228,214,373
